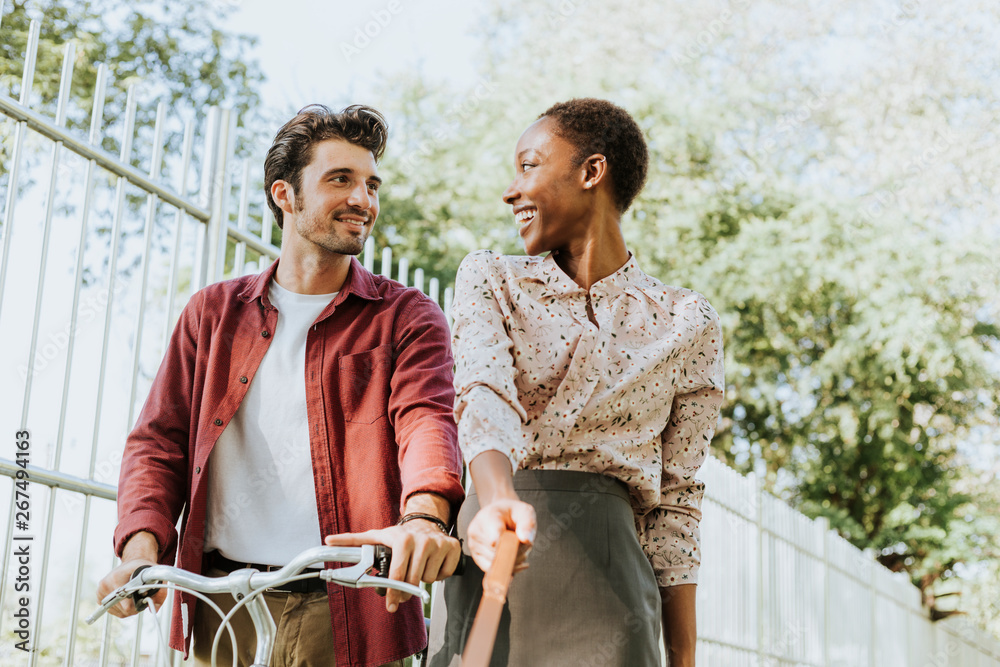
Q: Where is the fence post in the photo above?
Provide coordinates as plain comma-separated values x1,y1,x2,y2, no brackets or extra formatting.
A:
196,107,234,289
819,515,831,667
868,548,877,667
754,471,766,666
398,257,409,286
194,108,218,290
363,236,375,272
210,109,234,283
0,19,39,323
24,41,78,667
381,246,393,277
0,16,39,623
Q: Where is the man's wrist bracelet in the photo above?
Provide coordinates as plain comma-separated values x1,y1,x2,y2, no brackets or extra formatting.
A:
397,512,450,534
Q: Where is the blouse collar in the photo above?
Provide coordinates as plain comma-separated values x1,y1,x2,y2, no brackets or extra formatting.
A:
535,251,646,296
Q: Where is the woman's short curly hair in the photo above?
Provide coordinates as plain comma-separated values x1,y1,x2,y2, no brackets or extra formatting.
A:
264,104,388,228
539,98,648,213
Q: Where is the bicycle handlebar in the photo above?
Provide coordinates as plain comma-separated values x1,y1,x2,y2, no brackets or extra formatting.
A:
86,544,429,626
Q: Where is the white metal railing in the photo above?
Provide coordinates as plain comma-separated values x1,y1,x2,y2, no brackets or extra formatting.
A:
2,10,999,667
696,456,1000,666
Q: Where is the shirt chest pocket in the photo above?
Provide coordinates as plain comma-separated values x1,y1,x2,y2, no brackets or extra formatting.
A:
339,344,392,424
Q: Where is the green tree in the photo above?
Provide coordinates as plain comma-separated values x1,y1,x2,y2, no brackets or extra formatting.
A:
1,0,265,160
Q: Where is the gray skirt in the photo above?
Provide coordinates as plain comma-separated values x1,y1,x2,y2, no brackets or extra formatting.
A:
428,470,661,667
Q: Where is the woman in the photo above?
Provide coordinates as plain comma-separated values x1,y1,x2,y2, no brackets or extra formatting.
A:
428,99,724,667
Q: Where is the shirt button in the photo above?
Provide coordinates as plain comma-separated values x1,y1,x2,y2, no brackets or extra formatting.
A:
239,376,248,384
261,330,270,338
214,418,223,426
194,466,201,474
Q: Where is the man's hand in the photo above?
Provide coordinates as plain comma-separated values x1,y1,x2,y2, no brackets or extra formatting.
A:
96,531,167,618
466,498,535,573
324,520,461,613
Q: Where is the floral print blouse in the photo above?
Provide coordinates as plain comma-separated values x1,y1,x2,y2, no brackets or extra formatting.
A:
451,250,724,586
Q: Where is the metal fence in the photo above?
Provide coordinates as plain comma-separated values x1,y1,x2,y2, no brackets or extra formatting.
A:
696,457,1000,666
2,11,999,667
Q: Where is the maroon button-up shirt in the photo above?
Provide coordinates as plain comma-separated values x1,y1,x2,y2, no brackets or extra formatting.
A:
114,257,464,666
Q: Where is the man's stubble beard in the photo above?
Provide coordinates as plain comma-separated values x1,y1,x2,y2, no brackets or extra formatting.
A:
294,195,372,257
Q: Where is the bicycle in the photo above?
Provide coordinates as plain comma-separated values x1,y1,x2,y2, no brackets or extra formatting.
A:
87,543,430,667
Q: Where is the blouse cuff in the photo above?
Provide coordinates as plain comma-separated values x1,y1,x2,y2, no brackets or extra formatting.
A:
638,504,702,588
456,385,523,472
655,562,700,587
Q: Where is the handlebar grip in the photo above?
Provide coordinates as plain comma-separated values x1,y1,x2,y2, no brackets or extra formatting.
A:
453,552,468,576
129,564,154,612
369,545,467,596
374,545,391,597
373,543,470,584
374,545,391,578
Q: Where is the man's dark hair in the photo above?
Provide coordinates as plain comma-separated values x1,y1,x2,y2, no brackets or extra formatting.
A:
539,98,649,213
264,104,388,228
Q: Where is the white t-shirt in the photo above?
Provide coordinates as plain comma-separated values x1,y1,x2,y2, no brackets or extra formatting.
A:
204,280,337,565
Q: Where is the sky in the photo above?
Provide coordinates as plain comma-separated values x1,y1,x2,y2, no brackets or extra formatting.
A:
227,0,484,115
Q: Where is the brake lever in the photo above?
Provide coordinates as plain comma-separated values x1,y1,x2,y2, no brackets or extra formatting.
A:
318,544,430,604
129,564,154,612
86,593,125,625
350,574,430,603
318,544,376,586
319,568,430,603
85,565,156,625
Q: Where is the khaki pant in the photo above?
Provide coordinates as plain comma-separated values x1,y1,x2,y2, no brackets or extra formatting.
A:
192,568,405,667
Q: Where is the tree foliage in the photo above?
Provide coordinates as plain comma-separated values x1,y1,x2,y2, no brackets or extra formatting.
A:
0,0,265,169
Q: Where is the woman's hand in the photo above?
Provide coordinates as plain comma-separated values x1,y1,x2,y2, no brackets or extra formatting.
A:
467,450,536,572
467,497,536,573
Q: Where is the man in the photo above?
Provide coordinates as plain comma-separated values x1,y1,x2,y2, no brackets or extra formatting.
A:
97,104,464,667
